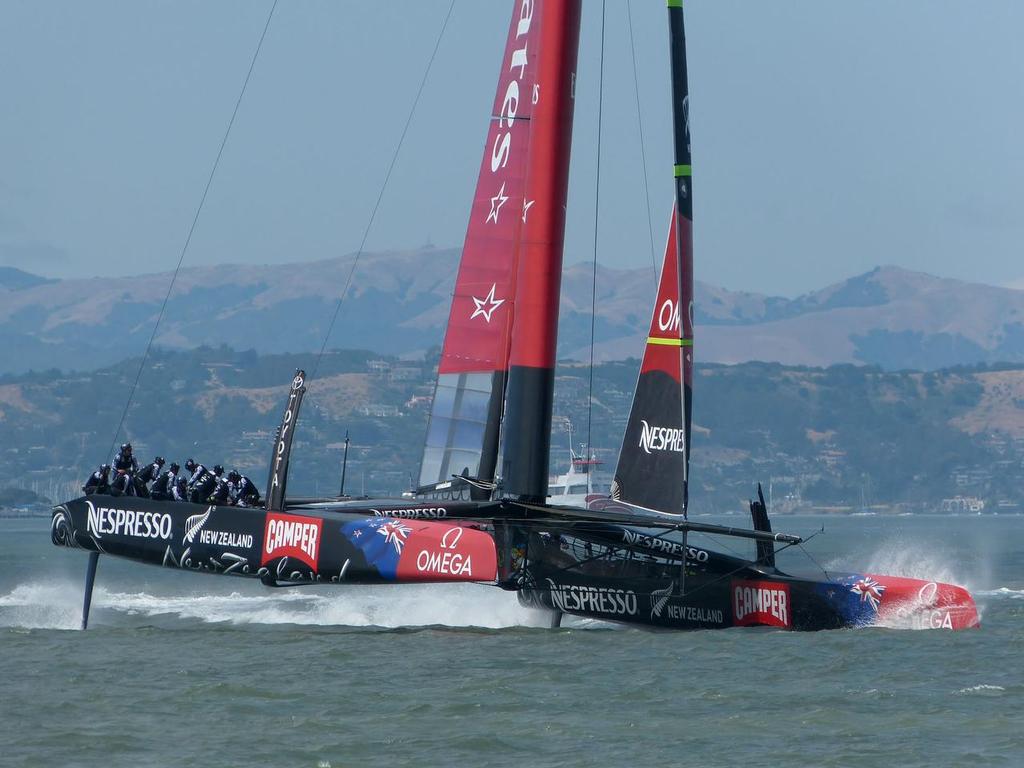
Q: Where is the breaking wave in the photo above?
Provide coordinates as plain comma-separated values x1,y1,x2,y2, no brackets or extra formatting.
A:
0,579,556,631
826,534,983,591
954,684,1006,696
859,539,964,587
0,581,85,630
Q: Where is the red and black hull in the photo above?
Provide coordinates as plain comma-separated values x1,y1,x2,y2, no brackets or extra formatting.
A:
51,495,978,631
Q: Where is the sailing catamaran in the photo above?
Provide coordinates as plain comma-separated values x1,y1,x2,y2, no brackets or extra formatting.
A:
52,0,979,631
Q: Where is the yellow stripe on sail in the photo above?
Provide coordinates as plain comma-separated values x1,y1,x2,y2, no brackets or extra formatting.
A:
646,337,693,347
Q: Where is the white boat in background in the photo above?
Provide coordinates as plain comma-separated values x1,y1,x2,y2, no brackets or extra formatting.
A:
547,420,603,507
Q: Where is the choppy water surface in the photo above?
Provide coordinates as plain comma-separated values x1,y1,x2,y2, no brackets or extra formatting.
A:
2,514,1022,767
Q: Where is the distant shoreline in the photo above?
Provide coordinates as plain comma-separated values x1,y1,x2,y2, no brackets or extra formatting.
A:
0,508,52,518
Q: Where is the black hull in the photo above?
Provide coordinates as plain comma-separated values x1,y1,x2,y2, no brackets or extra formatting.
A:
519,560,845,631
514,524,845,630
52,495,501,586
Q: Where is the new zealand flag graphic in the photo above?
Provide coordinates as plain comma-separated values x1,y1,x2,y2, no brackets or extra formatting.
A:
819,573,889,627
341,517,499,583
341,518,412,579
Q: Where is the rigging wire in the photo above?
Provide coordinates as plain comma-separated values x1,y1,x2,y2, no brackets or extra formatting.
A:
311,0,456,381
585,0,608,459
107,0,279,461
626,0,659,292
798,527,831,581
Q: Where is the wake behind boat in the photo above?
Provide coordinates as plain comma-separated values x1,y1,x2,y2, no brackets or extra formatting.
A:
52,0,978,632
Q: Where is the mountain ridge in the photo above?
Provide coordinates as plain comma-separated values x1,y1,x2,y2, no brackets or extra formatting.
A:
2,252,1023,374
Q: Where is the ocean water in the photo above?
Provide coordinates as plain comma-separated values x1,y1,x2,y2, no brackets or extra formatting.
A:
2,513,1022,767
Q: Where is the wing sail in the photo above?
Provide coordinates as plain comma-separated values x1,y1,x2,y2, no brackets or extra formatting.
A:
418,1,546,492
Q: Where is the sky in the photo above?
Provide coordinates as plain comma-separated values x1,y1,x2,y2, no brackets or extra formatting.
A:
2,0,1023,297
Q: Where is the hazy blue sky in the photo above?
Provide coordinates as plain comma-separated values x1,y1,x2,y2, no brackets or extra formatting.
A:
3,1,1023,296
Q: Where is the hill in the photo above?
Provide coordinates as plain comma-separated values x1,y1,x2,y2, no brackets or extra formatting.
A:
2,254,1024,374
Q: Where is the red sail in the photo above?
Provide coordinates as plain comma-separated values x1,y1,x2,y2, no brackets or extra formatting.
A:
438,1,543,376
419,1,548,490
642,207,683,380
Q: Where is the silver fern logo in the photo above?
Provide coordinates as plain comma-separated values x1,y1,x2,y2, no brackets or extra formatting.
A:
650,581,675,619
183,507,213,545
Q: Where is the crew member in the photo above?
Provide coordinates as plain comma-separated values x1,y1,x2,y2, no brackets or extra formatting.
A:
137,456,165,487
111,443,139,496
190,464,223,504
208,473,232,505
83,465,111,495
185,459,207,491
172,474,188,503
228,470,261,507
150,462,179,501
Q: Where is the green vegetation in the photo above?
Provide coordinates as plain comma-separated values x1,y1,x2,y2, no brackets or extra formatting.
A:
1,347,1021,512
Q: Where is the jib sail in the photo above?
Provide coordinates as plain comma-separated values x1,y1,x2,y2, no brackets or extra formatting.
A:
612,1,694,515
611,209,690,515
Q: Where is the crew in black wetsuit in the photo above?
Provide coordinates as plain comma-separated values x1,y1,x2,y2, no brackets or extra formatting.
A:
228,470,261,507
185,459,207,498
172,474,188,503
209,473,231,505
137,456,165,488
150,462,179,501
83,465,111,495
190,464,223,503
111,443,139,496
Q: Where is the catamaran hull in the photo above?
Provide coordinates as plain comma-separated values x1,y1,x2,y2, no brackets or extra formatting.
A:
52,496,978,631
520,564,979,631
51,496,499,586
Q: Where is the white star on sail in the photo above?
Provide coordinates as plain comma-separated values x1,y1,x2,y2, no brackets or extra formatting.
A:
486,182,509,224
522,198,535,223
470,284,505,323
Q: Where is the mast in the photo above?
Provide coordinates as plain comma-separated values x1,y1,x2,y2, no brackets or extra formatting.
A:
502,0,583,501
668,0,694,514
